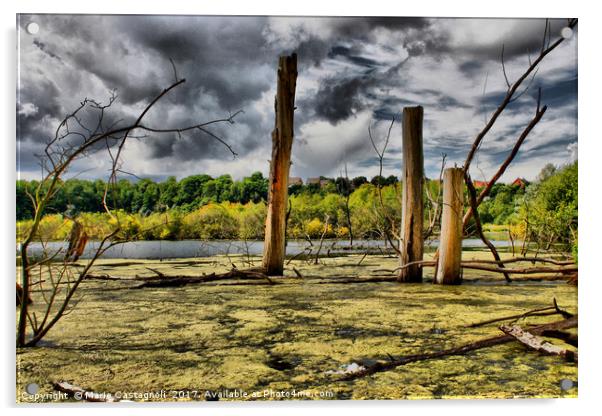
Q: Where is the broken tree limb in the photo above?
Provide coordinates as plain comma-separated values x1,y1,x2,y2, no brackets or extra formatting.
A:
462,105,548,228
133,268,273,289
461,257,574,266
500,324,577,362
337,316,577,381
460,264,577,275
465,173,511,282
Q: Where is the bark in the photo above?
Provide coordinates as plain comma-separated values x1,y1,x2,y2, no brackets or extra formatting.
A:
500,324,577,362
398,106,424,282
435,168,464,284
262,53,298,276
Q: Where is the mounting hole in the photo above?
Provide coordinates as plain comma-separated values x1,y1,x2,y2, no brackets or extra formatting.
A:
560,379,574,390
561,27,573,39
25,383,40,394
26,22,39,35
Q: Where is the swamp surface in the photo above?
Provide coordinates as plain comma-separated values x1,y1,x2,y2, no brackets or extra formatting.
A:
16,249,577,402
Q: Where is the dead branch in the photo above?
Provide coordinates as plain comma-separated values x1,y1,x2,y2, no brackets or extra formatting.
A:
465,173,511,282
466,298,573,328
133,267,272,289
461,257,574,266
337,315,577,381
500,324,577,362
368,118,401,256
461,264,577,275
463,19,577,175
462,101,548,228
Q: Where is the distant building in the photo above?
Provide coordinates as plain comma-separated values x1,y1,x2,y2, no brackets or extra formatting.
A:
306,177,333,188
511,178,529,188
473,180,489,188
319,179,333,188
288,177,303,186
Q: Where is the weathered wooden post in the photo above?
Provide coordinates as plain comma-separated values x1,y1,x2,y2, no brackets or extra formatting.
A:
262,53,298,275
398,106,424,283
435,167,464,284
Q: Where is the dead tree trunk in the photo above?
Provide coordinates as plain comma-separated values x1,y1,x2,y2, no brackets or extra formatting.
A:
262,53,298,276
398,106,424,283
435,167,464,284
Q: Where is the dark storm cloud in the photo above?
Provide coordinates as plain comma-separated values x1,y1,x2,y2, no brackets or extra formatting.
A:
314,75,374,123
17,14,577,181
332,16,430,38
17,78,62,141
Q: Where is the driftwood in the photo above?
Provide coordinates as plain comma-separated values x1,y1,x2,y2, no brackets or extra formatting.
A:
460,264,577,275
134,268,273,289
500,324,577,362
337,316,577,381
53,381,116,402
461,257,574,266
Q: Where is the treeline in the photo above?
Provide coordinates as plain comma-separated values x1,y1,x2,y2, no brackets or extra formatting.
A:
16,162,577,251
16,172,401,221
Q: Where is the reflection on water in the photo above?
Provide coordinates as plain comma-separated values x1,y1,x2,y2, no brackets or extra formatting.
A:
21,238,513,260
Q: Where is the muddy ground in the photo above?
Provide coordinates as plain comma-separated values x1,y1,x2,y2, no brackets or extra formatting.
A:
16,250,578,402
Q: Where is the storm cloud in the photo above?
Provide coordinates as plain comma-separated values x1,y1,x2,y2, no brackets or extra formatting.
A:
17,15,577,182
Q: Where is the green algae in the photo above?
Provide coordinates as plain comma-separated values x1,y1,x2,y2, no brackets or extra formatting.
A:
16,251,577,402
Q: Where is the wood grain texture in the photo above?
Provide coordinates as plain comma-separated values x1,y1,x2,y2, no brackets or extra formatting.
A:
262,54,298,275
435,168,464,284
398,106,424,283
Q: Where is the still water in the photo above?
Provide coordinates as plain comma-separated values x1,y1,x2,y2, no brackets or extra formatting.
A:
22,239,512,260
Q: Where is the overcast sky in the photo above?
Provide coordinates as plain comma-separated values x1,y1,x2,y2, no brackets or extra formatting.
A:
17,15,577,183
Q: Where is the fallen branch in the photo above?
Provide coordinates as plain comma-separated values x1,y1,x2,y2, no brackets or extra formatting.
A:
461,264,577,275
500,324,577,362
337,316,577,381
461,257,574,266
133,268,273,289
466,298,573,328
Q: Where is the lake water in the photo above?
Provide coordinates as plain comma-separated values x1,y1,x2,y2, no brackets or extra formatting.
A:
21,238,513,260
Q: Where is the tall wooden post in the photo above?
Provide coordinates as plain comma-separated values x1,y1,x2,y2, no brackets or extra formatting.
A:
262,53,298,275
435,167,464,285
398,106,424,283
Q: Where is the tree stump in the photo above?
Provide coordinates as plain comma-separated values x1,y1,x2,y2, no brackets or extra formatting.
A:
398,106,424,283
262,53,298,275
435,167,464,284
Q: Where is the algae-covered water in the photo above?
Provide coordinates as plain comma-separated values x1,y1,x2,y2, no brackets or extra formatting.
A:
16,251,577,402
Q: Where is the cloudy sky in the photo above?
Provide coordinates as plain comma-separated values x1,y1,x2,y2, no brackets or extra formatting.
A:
17,15,577,183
